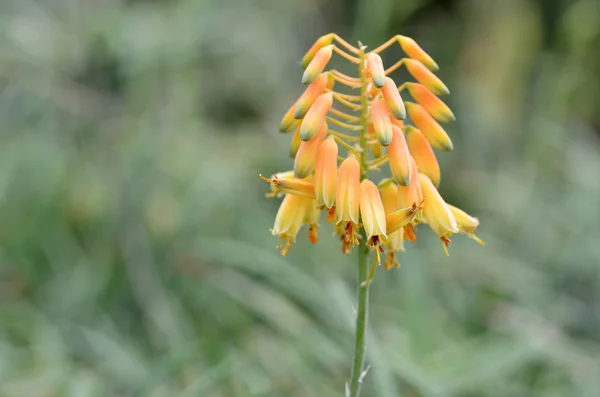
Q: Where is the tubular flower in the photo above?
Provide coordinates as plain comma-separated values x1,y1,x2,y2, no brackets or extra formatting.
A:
448,204,485,245
302,45,334,85
405,83,455,122
387,125,412,186
381,77,406,119
314,136,338,209
294,121,327,178
336,155,361,253
418,173,458,255
294,73,329,119
359,180,387,250
271,194,310,256
406,102,453,151
367,52,386,88
300,92,333,141
398,35,438,71
371,99,393,146
301,33,334,69
262,33,481,267
404,59,449,95
380,183,405,269
405,126,441,187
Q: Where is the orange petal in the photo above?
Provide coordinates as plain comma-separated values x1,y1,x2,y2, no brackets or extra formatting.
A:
388,125,412,186
397,158,423,209
300,92,333,141
294,73,329,119
302,45,333,85
405,83,454,122
294,121,327,178
367,52,386,88
398,36,439,71
404,59,449,96
301,33,334,69
381,77,406,119
406,126,441,187
359,179,387,240
406,103,453,151
418,174,458,238
336,155,360,225
314,136,338,209
371,99,393,146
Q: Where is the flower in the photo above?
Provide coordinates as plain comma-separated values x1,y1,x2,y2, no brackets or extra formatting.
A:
380,183,405,269
294,121,327,178
370,99,393,146
388,125,412,186
336,155,361,253
404,59,449,95
300,92,333,141
260,174,315,199
304,199,321,244
448,204,485,245
418,173,458,255
381,77,406,119
398,35,438,71
406,102,453,151
359,179,387,250
294,73,329,119
405,83,454,122
406,126,441,187
301,33,334,69
314,136,338,209
271,194,310,256
302,45,334,85
367,52,386,88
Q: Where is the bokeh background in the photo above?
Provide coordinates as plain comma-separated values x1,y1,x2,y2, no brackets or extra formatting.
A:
1,0,600,396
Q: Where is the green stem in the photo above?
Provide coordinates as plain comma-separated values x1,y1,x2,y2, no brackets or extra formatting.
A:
348,245,370,396
348,42,371,397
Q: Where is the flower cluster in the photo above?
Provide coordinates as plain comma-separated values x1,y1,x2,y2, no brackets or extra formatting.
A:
262,34,483,269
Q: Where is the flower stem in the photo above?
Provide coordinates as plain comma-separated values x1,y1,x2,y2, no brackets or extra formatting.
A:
348,245,370,397
347,41,371,397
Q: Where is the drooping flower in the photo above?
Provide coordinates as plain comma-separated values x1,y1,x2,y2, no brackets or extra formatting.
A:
380,183,405,269
304,199,321,244
388,125,412,186
336,155,361,253
271,194,310,256
418,173,458,255
406,102,453,151
280,99,302,133
405,126,441,187
300,92,333,141
260,174,315,199
448,204,485,245
314,136,338,209
294,121,327,178
359,179,387,250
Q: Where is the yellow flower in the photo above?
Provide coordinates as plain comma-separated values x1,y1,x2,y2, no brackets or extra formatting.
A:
397,157,423,210
404,59,449,95
314,136,338,209
398,35,439,71
271,194,310,256
418,173,458,255
380,183,405,269
370,99,393,146
300,92,333,141
304,199,321,244
336,155,361,253
448,204,485,245
359,179,387,250
406,102,453,151
294,121,327,178
260,174,315,199
302,45,333,85
301,33,334,69
406,126,441,187
405,83,455,122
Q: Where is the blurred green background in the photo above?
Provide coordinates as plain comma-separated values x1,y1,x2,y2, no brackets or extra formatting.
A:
1,0,600,396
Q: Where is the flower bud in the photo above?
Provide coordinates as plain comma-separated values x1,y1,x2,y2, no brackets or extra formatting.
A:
371,99,393,146
336,155,360,225
404,59,449,95
406,126,440,187
302,45,334,85
381,77,406,119
359,179,387,245
304,199,321,244
289,128,301,157
294,121,327,178
405,83,454,122
301,33,334,69
419,174,458,254
314,136,338,209
279,99,301,133
294,73,329,119
398,36,438,71
367,52,386,88
388,125,412,186
406,103,453,151
300,92,333,141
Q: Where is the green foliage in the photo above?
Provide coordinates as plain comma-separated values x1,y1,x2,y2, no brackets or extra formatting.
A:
0,0,599,395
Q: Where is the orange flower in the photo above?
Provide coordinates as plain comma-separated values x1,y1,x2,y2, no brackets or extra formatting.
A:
300,92,333,141
294,121,327,178
398,36,438,71
314,136,338,209
294,73,329,119
381,77,406,119
406,103,453,151
359,179,387,249
302,45,334,85
404,59,449,95
371,99,393,146
418,174,458,255
448,204,485,245
301,33,334,69
406,126,440,187
387,125,412,186
336,155,361,252
405,83,454,123
367,52,386,88
271,194,310,256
